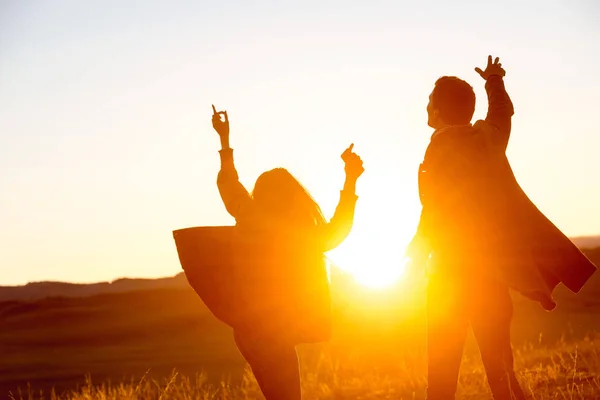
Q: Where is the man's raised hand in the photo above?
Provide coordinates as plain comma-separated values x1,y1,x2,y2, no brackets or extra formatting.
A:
341,143,365,180
211,104,230,137
475,55,506,80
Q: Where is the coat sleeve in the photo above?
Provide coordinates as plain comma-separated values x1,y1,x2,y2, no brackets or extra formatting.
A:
321,190,359,252
484,76,515,151
216,148,253,221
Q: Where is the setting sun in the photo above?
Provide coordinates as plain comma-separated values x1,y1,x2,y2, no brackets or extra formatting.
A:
349,257,409,289
321,180,418,290
327,226,412,289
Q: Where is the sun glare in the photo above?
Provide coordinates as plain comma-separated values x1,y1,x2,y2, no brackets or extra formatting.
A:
351,259,409,289
320,180,419,290
328,234,411,289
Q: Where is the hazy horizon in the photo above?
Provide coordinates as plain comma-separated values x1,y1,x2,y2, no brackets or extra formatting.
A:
1,1,599,286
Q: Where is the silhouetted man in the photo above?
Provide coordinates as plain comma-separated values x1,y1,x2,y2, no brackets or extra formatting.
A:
407,55,596,400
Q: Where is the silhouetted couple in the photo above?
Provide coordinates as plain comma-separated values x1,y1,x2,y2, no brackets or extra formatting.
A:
207,55,596,400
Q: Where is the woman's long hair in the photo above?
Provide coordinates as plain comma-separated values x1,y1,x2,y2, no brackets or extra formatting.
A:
249,169,331,342
251,168,326,231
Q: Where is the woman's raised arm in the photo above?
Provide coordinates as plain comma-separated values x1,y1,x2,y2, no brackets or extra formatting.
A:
212,106,253,221
321,144,364,251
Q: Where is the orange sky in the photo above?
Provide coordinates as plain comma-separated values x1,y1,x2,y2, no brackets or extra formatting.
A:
0,1,599,285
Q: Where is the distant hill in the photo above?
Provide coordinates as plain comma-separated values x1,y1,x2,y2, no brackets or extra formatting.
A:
1,239,599,303
0,273,189,302
570,235,600,249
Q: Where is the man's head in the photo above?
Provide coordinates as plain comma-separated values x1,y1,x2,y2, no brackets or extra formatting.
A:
427,76,476,129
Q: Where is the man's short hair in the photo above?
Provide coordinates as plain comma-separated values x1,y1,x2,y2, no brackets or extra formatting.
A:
431,76,476,125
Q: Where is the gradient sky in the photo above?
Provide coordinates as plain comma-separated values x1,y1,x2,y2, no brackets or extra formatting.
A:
1,0,599,286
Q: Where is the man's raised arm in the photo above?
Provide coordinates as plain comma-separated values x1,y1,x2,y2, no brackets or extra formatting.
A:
475,56,515,151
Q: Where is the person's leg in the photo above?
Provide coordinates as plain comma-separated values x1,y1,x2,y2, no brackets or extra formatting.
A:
234,330,302,400
233,330,269,392
470,281,526,400
426,277,470,400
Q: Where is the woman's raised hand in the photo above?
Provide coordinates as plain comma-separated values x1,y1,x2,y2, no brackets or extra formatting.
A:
341,144,364,181
211,104,230,137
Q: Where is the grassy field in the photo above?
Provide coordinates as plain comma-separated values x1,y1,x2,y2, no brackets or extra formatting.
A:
3,248,600,399
8,336,600,399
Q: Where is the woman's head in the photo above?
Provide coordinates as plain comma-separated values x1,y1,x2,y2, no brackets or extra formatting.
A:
252,168,326,229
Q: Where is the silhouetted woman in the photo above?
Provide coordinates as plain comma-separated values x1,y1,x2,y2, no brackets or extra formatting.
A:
211,105,364,400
